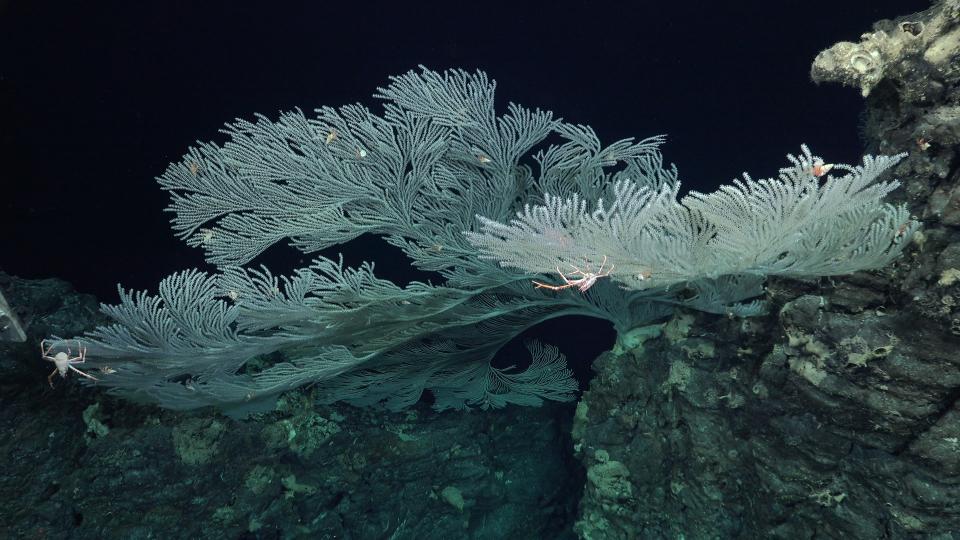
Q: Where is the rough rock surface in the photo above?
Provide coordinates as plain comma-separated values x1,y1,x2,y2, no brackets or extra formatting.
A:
574,1,960,538
0,273,582,539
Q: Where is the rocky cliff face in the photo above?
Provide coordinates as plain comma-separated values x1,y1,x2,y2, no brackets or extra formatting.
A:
574,2,960,538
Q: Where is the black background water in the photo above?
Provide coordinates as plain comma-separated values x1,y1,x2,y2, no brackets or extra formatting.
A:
0,0,927,372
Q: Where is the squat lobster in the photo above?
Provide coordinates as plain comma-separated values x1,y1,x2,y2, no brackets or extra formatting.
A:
533,255,614,293
40,339,98,388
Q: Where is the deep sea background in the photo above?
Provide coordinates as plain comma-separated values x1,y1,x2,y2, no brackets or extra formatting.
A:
0,0,931,377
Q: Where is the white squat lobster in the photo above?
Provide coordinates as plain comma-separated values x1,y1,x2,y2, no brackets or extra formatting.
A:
533,255,614,293
40,339,99,388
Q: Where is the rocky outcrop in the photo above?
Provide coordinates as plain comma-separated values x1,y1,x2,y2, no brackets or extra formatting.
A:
575,1,960,537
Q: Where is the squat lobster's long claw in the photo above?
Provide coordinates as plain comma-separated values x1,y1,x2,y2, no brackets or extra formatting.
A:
68,365,99,382
532,279,575,291
47,365,99,388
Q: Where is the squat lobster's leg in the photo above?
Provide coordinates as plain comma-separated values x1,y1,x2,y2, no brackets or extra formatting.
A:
40,341,60,388
47,368,59,388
